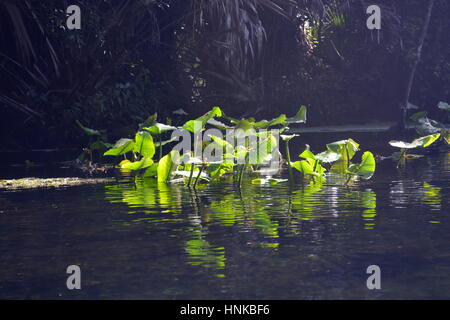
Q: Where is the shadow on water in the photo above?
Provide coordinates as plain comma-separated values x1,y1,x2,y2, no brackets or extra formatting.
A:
1,150,450,299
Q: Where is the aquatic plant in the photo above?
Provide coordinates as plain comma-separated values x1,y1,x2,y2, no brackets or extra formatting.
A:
389,133,441,166
76,120,111,162
290,139,376,183
102,105,379,187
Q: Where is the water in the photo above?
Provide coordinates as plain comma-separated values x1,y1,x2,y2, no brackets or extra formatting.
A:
1,137,450,299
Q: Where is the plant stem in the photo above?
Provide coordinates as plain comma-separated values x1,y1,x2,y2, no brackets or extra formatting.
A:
159,134,162,160
187,164,195,187
285,140,294,184
193,164,204,189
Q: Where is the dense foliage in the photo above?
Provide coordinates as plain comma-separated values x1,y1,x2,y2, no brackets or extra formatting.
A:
1,0,449,149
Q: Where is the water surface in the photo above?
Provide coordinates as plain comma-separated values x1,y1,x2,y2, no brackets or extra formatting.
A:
1,138,450,299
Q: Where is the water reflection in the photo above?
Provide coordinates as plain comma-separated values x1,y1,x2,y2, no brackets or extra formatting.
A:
103,176,384,274
101,154,450,277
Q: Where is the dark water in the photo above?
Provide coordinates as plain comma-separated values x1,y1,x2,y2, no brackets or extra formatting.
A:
1,135,450,299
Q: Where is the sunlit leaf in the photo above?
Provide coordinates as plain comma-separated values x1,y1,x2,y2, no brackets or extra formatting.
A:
286,105,307,124
157,150,181,183
104,138,135,156
347,151,376,180
134,131,155,158
183,107,222,133
326,139,359,161
121,157,154,171
315,150,341,163
143,123,177,135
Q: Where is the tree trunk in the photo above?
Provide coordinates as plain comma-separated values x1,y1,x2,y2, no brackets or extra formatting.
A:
401,0,435,130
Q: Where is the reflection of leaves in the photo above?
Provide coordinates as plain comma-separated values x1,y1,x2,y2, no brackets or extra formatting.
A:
360,191,377,230
104,179,182,213
185,239,226,273
291,181,323,219
423,182,441,211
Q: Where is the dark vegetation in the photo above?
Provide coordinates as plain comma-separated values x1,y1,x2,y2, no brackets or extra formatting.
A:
1,0,449,151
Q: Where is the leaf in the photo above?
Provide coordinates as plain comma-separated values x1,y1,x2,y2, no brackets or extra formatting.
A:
326,139,359,161
90,141,111,150
292,160,317,176
255,114,287,128
414,133,441,148
134,131,155,158
410,111,428,121
155,136,179,148
207,118,230,130
388,140,421,149
173,108,188,115
143,123,178,135
315,150,341,163
389,133,441,149
157,150,181,183
407,102,419,110
347,151,376,180
280,134,299,141
104,138,135,156
120,157,154,171
183,107,223,133
76,120,101,136
437,101,450,111
299,145,316,161
286,105,307,124
206,163,234,179
208,134,233,148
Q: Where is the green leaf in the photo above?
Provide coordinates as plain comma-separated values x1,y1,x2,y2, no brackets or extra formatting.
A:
280,134,299,141
347,151,376,180
183,107,223,133
143,123,178,135
90,141,111,150
76,120,101,136
389,133,441,149
104,138,135,156
286,105,307,124
134,131,155,158
326,139,359,161
157,150,181,183
315,150,341,163
121,157,154,171
155,136,179,148
410,111,428,121
255,114,287,128
415,133,441,148
292,160,316,176
208,134,232,148
299,147,316,161
206,163,234,179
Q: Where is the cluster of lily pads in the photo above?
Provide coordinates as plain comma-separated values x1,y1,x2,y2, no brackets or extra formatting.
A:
285,137,376,184
389,101,450,166
95,105,377,187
